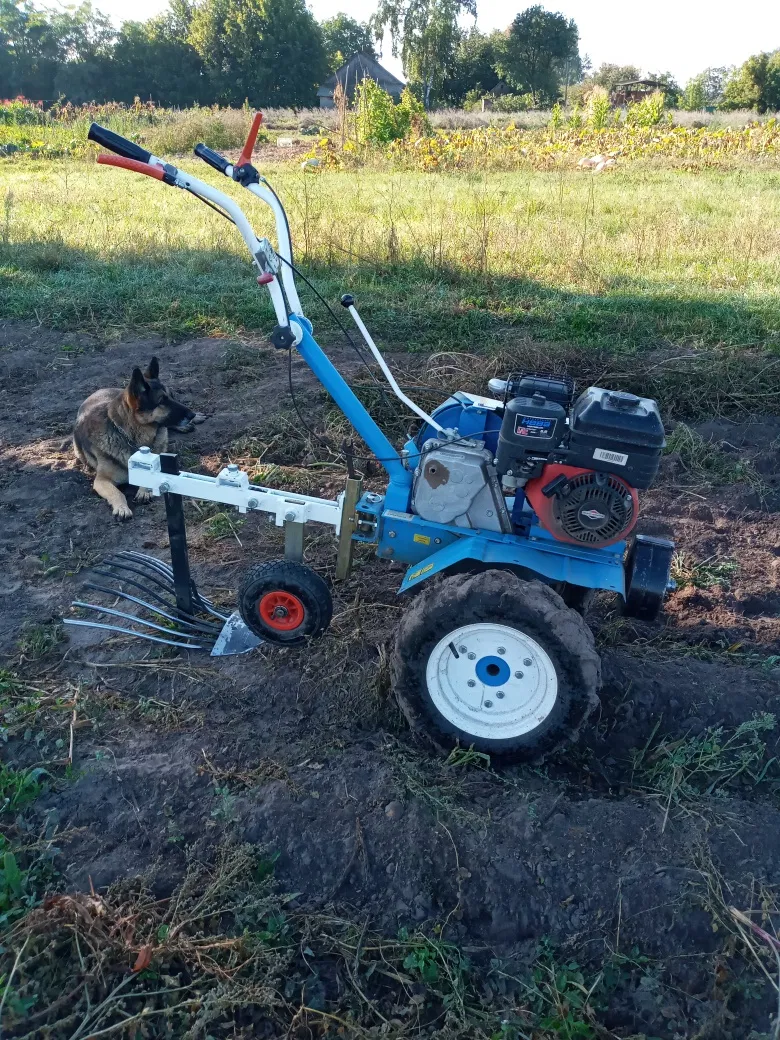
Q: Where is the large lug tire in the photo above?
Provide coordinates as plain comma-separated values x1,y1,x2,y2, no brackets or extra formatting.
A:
238,560,333,647
392,570,601,759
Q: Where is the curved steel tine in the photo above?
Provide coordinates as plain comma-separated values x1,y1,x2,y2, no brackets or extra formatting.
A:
82,583,223,634
63,618,204,650
92,567,181,613
104,555,229,621
72,601,209,643
115,550,175,579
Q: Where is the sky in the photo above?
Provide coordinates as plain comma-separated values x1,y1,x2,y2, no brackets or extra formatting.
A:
92,0,780,88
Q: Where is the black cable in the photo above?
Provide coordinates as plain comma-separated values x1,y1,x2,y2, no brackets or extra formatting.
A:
185,188,236,225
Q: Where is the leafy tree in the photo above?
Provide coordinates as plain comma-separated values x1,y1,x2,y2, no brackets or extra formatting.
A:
373,0,477,109
321,12,375,71
441,28,501,106
108,11,207,106
720,50,780,112
646,69,680,103
189,0,328,107
587,61,641,92
0,0,63,100
494,5,579,106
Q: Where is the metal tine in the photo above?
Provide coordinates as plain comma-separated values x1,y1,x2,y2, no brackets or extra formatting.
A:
82,583,223,636
99,559,215,617
108,552,229,621
72,601,205,642
64,618,204,650
92,566,182,614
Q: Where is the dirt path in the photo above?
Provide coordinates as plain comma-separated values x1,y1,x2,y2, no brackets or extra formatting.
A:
2,320,780,1037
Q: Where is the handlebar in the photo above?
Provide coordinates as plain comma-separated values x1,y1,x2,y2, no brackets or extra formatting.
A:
97,154,166,180
88,122,152,165
193,143,231,175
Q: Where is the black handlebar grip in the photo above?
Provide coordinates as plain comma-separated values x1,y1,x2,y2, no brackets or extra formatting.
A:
193,143,231,175
88,122,152,164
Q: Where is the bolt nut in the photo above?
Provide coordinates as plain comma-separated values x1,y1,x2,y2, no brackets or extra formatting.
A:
467,679,476,688
496,691,505,699
434,537,441,544
497,646,506,655
484,699,493,709
467,652,476,661
247,498,258,509
459,645,467,653
158,482,170,494
388,531,396,538
514,670,524,679
284,510,297,522
523,658,532,667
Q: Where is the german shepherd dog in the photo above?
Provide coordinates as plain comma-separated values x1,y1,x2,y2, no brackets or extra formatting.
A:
74,357,201,520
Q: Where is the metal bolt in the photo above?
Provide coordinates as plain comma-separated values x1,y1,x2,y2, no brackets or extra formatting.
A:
247,498,258,509
158,482,170,493
467,680,476,688
497,646,506,655
486,510,494,517
496,691,505,700
523,658,532,667
459,645,467,653
389,530,396,538
434,538,441,544
484,699,493,708
139,446,151,454
467,652,476,661
514,671,524,679
284,510,297,522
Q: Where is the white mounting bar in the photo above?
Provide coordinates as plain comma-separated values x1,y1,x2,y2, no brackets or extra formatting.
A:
128,449,343,533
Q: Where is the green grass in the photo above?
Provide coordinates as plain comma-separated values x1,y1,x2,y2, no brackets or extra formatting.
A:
1,160,779,374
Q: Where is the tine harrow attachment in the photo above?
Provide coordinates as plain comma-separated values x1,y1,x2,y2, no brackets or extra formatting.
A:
64,477,261,656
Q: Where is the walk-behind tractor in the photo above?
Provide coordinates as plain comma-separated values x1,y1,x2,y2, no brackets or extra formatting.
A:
66,116,675,758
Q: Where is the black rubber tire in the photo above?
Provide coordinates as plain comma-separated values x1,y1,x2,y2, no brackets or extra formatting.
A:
553,581,596,617
392,569,601,759
238,559,333,647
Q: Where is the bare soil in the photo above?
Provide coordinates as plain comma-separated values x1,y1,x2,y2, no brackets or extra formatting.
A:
2,319,780,1038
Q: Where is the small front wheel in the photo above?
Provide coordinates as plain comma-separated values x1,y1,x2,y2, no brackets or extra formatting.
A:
238,560,333,647
392,570,601,758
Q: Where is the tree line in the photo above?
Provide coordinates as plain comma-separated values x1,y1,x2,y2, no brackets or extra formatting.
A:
1,0,778,111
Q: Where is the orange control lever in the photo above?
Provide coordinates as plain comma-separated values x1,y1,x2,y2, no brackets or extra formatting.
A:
97,154,165,180
238,111,263,167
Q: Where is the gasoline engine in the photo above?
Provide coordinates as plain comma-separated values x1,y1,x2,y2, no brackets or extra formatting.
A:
412,373,665,550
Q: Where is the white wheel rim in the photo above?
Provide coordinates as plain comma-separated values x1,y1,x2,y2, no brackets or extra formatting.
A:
425,622,558,741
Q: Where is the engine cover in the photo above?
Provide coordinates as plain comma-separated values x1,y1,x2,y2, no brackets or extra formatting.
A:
525,463,638,547
412,440,511,534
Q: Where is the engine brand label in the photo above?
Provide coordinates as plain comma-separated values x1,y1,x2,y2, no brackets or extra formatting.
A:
515,414,554,438
593,448,628,466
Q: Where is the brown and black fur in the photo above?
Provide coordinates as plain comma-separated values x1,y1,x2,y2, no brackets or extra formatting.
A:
74,357,196,520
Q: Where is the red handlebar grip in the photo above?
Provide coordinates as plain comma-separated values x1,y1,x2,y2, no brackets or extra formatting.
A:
97,154,165,180
238,112,263,167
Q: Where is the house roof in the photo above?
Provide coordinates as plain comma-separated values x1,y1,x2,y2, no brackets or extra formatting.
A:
317,52,405,97
614,79,668,89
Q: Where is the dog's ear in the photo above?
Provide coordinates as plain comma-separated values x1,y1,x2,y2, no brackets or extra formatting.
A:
127,367,150,410
145,356,160,381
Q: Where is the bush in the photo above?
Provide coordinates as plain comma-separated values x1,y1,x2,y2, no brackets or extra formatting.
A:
586,86,612,130
627,90,667,127
0,97,46,126
354,81,429,145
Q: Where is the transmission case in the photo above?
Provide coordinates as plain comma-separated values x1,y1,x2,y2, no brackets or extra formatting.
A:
412,440,511,534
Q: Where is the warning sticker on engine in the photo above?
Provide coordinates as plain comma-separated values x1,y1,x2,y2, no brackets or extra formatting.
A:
593,448,628,466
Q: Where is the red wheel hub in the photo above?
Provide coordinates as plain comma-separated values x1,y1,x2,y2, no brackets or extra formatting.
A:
257,590,305,631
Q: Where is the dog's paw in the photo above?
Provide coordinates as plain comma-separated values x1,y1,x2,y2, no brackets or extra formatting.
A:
191,412,208,425
135,487,153,504
113,502,133,521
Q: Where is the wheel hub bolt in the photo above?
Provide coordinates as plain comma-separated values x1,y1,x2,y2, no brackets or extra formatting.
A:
496,691,505,699
272,606,288,618
459,645,467,653
514,671,523,679
467,679,476,688
523,658,532,667
467,652,476,661
484,700,493,708
497,646,506,654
